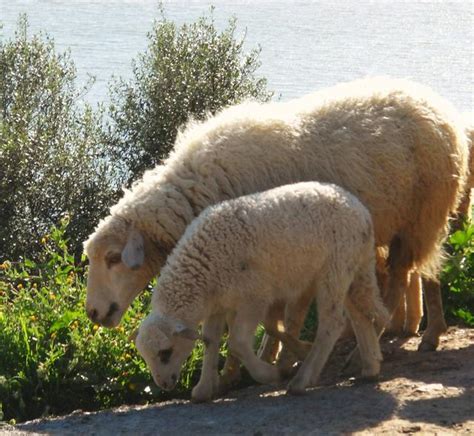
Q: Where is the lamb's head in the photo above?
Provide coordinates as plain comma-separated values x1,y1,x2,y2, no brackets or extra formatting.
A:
134,313,199,391
84,216,168,327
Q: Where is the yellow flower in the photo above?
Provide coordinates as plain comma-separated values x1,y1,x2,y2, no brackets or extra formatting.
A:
32,283,37,289
0,261,9,270
67,272,75,284
49,292,56,300
93,324,100,332
30,315,38,322
41,235,49,245
17,283,23,290
117,326,125,334
51,332,57,339
124,353,132,360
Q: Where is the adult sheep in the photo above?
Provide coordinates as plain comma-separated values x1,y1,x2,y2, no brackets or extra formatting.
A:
84,77,468,356
134,182,389,397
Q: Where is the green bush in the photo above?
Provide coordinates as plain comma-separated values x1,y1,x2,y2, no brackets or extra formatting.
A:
0,218,218,423
441,221,474,326
0,16,119,261
107,8,272,182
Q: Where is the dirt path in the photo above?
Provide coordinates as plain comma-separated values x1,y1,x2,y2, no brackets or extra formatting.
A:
3,327,473,435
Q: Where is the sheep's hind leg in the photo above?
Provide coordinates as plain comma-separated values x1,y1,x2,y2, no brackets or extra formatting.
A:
418,277,447,352
192,313,226,402
227,305,281,385
405,272,423,336
287,281,346,395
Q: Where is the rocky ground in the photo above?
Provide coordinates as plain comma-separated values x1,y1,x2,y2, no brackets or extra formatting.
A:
2,327,473,435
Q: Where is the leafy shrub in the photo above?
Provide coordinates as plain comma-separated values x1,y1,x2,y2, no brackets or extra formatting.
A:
108,8,272,182
0,16,119,261
0,218,216,423
441,221,474,326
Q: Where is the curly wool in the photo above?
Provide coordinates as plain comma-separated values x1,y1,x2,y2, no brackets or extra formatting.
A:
152,182,387,326
85,76,469,279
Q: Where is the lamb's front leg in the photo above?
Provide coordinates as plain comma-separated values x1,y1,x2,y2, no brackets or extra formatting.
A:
287,281,346,395
228,305,281,385
191,313,226,402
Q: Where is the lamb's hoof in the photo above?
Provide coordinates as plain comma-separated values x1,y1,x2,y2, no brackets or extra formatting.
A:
191,384,215,403
286,379,307,396
278,361,301,380
418,340,437,352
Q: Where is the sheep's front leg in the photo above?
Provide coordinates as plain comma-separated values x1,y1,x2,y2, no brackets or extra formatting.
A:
228,305,281,385
191,313,226,402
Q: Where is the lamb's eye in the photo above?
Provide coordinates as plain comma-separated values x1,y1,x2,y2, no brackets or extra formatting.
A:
158,348,173,364
105,252,122,269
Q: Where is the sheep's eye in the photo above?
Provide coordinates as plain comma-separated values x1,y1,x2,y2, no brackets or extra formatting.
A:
158,348,173,364
105,252,122,269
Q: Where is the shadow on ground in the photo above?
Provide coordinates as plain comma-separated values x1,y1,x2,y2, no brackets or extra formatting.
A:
9,327,474,435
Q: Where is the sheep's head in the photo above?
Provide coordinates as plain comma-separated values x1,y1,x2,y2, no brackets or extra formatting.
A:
133,313,199,391
83,217,168,328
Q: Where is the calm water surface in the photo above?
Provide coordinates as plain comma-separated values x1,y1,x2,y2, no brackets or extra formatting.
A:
0,1,473,110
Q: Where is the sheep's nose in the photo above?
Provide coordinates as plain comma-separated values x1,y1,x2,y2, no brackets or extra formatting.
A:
171,374,177,384
87,308,98,322
162,381,168,390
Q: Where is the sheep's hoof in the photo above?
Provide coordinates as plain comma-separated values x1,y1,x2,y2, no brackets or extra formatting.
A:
341,348,362,376
357,373,380,384
417,340,437,352
401,331,420,339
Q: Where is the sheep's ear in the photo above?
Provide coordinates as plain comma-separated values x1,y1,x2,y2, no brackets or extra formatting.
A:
172,323,200,341
122,228,145,270
128,328,139,343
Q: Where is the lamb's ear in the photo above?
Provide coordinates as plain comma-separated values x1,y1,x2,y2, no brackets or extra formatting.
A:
121,228,145,270
172,323,200,341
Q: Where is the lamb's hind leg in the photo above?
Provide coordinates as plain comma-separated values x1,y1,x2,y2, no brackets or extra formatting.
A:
344,235,411,374
192,313,226,402
344,263,388,380
287,280,347,395
227,304,281,385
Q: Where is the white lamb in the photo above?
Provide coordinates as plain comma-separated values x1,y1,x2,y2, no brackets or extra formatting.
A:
133,182,389,398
